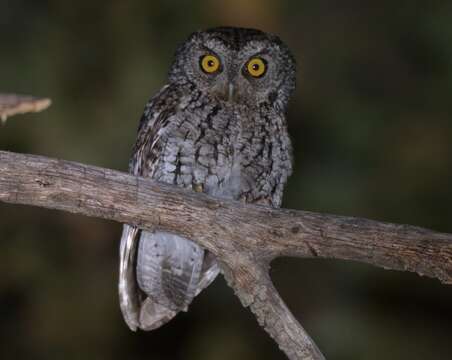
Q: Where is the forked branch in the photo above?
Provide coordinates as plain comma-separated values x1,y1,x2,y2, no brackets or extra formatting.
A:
1,150,451,359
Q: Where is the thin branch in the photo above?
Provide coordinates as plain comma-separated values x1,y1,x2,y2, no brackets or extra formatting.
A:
0,93,51,123
1,150,451,359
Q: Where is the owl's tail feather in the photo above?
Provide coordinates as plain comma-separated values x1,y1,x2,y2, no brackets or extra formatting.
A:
136,231,204,311
119,226,219,331
137,248,219,330
138,298,177,330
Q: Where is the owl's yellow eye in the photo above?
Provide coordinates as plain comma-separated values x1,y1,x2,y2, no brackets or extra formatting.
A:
246,58,267,77
200,54,221,74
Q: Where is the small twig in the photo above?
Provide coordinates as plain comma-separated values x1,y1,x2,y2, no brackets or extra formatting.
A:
0,93,51,124
0,150,451,359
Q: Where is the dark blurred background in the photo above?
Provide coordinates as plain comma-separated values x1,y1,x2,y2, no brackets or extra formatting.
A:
1,1,452,359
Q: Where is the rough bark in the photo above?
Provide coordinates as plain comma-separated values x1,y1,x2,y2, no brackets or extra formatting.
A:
1,150,451,359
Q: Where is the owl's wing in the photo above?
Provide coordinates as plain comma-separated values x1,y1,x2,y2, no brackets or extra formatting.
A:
119,85,218,331
119,85,176,330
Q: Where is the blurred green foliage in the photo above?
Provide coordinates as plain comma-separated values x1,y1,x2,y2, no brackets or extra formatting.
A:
1,1,451,359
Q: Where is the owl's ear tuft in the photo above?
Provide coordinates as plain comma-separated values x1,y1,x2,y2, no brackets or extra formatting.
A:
168,31,201,83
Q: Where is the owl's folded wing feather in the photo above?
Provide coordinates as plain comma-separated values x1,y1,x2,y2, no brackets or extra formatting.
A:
119,85,219,331
118,225,141,330
119,85,176,330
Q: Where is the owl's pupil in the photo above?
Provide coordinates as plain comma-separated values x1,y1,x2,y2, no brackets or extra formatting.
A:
252,64,260,71
207,60,215,67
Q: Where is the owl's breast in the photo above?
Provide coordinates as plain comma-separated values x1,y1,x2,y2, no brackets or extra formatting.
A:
152,102,291,205
154,104,240,198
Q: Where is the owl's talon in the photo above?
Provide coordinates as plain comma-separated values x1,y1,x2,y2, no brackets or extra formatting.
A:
193,183,204,193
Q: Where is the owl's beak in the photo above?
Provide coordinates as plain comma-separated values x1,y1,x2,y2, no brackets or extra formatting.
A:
227,83,235,102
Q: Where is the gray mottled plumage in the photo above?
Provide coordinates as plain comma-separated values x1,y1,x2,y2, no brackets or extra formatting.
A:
119,27,296,331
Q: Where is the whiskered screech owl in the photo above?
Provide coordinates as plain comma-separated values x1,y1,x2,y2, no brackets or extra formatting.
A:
119,27,296,331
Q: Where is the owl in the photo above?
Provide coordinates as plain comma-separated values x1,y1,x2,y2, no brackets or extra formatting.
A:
119,27,296,331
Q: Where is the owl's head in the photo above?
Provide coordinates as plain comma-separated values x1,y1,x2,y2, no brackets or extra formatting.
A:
168,27,296,111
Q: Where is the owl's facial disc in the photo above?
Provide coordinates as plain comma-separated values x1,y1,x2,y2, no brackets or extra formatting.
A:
168,27,296,109
197,50,271,103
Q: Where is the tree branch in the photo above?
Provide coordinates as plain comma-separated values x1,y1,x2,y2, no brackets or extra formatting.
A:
222,258,324,359
0,94,51,123
1,150,451,359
